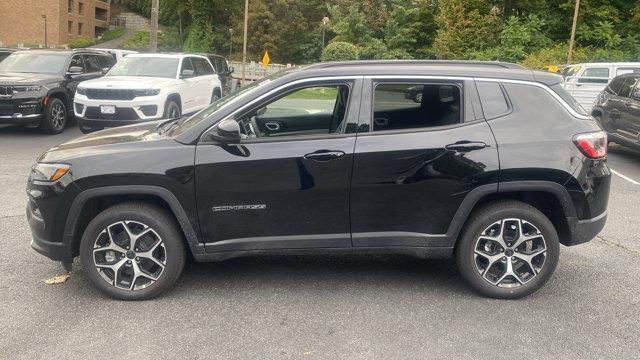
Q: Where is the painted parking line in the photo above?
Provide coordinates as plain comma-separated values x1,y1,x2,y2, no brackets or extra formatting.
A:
611,169,640,186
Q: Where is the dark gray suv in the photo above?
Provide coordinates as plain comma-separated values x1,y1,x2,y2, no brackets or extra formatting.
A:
592,73,640,150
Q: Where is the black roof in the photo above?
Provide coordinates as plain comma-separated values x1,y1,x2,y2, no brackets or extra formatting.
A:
296,60,562,86
16,48,110,55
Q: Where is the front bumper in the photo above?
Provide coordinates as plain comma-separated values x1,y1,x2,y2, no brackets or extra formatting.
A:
27,202,73,262
0,97,44,125
74,94,164,127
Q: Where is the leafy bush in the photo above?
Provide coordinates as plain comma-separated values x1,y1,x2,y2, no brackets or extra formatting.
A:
100,28,126,42
68,38,95,48
122,30,180,51
321,42,359,61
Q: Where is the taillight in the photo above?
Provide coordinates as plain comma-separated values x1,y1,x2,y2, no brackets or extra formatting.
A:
573,131,607,159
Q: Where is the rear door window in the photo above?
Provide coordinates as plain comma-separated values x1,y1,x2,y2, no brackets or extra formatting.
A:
372,82,462,131
578,68,610,84
476,81,510,119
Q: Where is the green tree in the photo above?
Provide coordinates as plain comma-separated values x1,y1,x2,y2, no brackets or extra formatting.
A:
321,41,359,61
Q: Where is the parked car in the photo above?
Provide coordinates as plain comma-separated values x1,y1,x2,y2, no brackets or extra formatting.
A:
200,53,236,95
27,60,610,300
90,48,138,63
592,73,640,150
0,49,114,134
563,62,640,113
0,48,17,63
74,53,223,133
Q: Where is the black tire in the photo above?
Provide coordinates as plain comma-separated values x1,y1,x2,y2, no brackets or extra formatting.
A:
210,90,221,104
79,202,186,300
163,99,181,119
455,200,560,299
40,97,67,134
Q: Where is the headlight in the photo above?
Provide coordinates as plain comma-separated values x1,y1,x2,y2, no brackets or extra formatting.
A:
134,89,161,97
77,87,87,96
13,85,41,93
31,163,71,183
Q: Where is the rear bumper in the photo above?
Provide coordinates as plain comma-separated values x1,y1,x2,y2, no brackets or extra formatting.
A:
565,211,607,246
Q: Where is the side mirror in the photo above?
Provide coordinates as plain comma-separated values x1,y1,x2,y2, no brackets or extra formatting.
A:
633,90,640,101
181,69,194,78
67,66,83,75
209,119,241,144
101,67,110,75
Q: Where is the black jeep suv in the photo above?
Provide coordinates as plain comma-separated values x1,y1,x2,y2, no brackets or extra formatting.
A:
0,49,114,134
27,61,610,300
592,73,640,150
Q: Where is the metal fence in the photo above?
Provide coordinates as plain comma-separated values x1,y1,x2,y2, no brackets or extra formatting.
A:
229,61,293,81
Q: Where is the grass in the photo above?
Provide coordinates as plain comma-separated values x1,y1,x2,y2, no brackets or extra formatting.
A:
287,87,338,100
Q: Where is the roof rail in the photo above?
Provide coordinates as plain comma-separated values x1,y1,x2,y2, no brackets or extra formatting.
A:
306,60,525,70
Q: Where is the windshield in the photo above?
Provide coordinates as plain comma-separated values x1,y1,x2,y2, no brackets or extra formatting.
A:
169,69,298,136
0,53,67,74
107,57,179,78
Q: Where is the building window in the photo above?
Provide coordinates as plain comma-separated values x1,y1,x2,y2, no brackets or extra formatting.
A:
78,23,83,35
78,2,84,15
67,21,73,34
68,0,73,13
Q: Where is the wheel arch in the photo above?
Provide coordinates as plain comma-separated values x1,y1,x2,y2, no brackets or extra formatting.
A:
63,185,203,259
46,89,71,110
448,181,577,247
165,93,182,111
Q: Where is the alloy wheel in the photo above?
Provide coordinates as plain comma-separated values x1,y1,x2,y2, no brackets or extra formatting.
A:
473,218,547,288
92,221,166,291
51,103,66,130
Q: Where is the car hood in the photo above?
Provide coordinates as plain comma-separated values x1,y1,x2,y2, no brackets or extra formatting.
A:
38,120,173,163
0,72,62,85
78,76,176,90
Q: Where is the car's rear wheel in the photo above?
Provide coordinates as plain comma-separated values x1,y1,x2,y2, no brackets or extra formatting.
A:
163,100,181,119
79,202,186,300
40,97,67,134
456,200,559,299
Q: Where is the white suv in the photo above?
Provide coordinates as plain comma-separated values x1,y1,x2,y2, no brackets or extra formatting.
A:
74,53,222,133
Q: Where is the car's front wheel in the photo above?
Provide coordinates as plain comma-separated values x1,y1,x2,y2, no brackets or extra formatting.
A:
79,202,186,300
163,100,181,119
40,97,67,134
456,200,559,299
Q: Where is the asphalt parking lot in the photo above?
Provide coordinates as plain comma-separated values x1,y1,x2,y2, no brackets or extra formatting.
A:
0,125,639,359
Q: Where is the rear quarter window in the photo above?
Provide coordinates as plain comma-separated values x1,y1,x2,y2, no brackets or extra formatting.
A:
476,81,510,119
550,84,587,115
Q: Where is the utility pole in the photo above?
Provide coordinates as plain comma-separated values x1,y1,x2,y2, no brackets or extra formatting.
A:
41,15,47,48
242,0,249,85
321,17,329,50
150,0,159,52
229,29,234,57
567,0,580,64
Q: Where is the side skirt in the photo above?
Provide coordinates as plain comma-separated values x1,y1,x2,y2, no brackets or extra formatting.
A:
194,246,453,262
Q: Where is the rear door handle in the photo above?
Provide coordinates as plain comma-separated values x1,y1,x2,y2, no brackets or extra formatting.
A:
445,141,488,152
303,150,346,162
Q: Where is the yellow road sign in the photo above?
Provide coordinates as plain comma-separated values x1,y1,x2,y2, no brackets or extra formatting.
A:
261,50,270,69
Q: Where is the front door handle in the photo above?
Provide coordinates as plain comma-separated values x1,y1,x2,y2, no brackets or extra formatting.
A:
304,150,346,162
445,141,488,152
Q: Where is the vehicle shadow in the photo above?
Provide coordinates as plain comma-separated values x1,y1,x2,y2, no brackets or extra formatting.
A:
170,254,471,297
608,143,640,159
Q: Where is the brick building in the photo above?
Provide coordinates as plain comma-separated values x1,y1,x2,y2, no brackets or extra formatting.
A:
0,0,110,46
